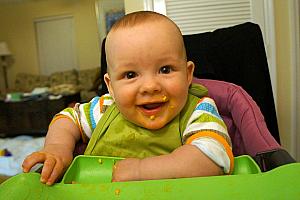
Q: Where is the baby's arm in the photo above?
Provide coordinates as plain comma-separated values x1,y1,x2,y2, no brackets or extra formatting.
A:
22,96,111,185
22,118,81,185
112,144,222,182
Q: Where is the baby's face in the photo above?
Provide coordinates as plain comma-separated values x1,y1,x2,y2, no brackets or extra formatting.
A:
105,20,194,130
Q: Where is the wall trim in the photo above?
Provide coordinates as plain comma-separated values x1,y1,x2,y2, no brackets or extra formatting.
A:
290,0,300,160
263,0,277,109
143,0,153,11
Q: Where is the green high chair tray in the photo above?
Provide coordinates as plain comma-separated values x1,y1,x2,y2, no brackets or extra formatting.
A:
0,155,299,199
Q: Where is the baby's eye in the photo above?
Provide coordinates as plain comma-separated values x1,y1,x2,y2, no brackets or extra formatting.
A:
125,71,137,79
159,66,172,74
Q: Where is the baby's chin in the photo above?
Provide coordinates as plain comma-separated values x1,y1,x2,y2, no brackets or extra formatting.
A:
139,123,165,130
134,117,173,130
121,109,178,130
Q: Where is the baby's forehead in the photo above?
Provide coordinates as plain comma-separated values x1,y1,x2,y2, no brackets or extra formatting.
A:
105,17,186,63
107,19,182,45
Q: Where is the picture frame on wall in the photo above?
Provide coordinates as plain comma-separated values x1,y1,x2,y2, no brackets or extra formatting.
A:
105,10,125,33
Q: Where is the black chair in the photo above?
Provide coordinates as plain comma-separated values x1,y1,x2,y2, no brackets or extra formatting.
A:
183,22,280,143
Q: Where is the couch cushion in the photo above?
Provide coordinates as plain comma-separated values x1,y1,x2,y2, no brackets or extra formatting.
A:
78,67,100,91
49,84,79,95
15,73,49,92
49,70,78,87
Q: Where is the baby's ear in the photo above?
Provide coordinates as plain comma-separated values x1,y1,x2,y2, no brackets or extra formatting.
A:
104,73,114,99
186,61,195,85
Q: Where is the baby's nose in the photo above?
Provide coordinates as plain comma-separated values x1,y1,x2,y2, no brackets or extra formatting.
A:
139,76,162,94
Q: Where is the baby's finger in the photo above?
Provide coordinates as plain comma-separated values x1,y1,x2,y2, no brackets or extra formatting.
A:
46,160,64,185
40,157,56,184
22,152,46,173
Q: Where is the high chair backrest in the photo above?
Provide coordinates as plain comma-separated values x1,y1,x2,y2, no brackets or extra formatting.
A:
98,22,295,171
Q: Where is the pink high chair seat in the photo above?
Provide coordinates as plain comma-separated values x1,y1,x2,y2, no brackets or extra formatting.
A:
192,78,280,157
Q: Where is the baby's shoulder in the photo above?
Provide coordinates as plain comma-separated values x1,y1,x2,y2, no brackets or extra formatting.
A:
89,94,114,113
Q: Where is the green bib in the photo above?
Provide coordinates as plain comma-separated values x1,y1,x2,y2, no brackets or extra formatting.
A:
84,84,208,158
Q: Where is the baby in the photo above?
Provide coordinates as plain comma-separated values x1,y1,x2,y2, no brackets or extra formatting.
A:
22,11,233,185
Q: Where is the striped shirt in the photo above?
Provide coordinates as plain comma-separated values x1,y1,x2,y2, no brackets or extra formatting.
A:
52,94,233,173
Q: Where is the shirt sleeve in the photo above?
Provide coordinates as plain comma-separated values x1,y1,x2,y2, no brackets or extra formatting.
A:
182,97,234,174
50,94,114,142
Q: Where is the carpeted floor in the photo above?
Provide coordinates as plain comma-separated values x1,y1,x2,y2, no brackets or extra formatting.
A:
0,136,44,177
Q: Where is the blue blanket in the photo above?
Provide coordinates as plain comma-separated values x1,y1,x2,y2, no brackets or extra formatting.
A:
0,136,44,176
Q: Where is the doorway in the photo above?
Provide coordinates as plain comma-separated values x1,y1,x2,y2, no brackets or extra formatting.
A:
35,15,78,76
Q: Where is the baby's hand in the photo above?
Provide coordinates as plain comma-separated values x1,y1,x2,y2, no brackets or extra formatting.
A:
22,145,73,185
22,151,65,185
112,158,141,182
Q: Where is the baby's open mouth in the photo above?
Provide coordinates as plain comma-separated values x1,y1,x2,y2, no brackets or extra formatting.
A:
141,103,164,110
138,102,167,117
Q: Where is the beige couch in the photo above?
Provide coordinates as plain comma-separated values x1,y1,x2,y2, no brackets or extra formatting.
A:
13,67,100,102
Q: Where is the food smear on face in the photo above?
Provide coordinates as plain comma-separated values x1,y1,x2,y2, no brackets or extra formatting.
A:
150,115,156,120
162,95,168,102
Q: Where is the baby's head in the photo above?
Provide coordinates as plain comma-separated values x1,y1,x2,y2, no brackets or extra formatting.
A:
104,11,194,130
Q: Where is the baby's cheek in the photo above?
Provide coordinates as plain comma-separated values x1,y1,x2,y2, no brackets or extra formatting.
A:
114,96,134,110
168,99,183,114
